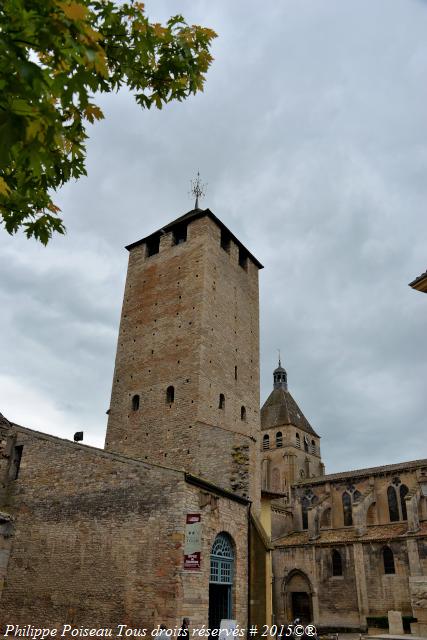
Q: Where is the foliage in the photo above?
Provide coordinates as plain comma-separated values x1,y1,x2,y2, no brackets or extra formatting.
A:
0,0,217,243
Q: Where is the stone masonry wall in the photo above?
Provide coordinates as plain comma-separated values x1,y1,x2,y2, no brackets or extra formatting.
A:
0,426,249,631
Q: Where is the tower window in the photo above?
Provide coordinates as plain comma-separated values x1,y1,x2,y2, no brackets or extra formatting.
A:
241,406,246,421
276,432,283,448
221,229,231,252
166,386,175,404
234,366,238,380
311,439,316,453
219,394,225,410
332,549,343,576
132,394,140,411
172,223,188,245
238,247,248,270
146,234,160,257
295,432,301,448
383,546,395,574
263,434,270,450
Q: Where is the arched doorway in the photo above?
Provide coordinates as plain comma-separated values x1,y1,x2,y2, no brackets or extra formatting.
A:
283,570,313,624
208,533,234,630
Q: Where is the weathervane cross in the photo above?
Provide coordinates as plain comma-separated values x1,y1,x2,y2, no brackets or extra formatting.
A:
190,171,207,209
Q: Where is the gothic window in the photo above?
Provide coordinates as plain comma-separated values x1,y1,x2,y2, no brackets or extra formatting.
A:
276,432,283,448
166,386,175,404
240,406,246,421
301,497,309,530
342,492,353,526
296,432,301,448
388,486,400,522
400,484,408,520
383,546,395,574
353,490,362,503
219,394,225,410
332,549,343,576
131,394,140,411
263,434,270,450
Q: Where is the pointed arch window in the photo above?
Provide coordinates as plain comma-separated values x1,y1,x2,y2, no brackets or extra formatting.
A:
263,434,270,450
332,549,343,576
166,386,175,404
132,394,140,411
301,497,309,530
219,394,225,410
342,492,352,526
383,546,395,574
400,484,408,520
388,486,400,522
276,432,283,448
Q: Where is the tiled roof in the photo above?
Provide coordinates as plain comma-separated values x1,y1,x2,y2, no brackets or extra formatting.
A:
297,458,427,486
274,521,427,547
409,269,427,292
261,387,319,437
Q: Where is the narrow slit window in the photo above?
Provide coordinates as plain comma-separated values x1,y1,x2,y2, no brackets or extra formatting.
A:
234,366,238,380
219,393,225,410
332,549,343,576
342,491,353,526
241,406,246,421
132,394,140,411
296,432,301,448
263,434,270,450
166,385,175,404
10,445,23,480
383,546,395,574
388,486,399,522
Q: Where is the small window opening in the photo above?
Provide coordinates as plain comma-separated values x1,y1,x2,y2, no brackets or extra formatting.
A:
388,486,400,522
263,434,270,450
383,546,395,574
234,366,238,380
10,445,23,480
301,497,309,530
221,229,231,252
332,549,343,576
132,394,140,411
296,432,301,448
146,234,160,257
172,223,188,245
342,491,353,526
241,406,246,421
400,484,408,520
238,247,248,270
166,386,175,404
276,431,283,448
219,393,225,410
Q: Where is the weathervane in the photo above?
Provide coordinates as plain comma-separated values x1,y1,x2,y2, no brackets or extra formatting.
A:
278,348,281,368
190,171,207,209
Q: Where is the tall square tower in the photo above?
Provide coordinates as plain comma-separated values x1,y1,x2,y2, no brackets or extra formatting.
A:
105,208,262,507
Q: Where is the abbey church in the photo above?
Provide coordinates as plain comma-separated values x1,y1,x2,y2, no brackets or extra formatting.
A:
0,207,426,634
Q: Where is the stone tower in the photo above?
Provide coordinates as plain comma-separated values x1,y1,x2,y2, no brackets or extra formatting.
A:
105,208,262,508
260,359,324,494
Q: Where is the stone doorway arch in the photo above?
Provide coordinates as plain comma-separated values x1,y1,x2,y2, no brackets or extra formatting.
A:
283,570,313,624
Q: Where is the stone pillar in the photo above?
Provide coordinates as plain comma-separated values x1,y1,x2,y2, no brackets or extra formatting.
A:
407,538,422,577
409,577,427,637
353,543,369,628
388,610,404,635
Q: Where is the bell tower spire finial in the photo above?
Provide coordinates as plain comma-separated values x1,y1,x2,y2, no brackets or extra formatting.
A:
273,353,287,391
190,171,207,210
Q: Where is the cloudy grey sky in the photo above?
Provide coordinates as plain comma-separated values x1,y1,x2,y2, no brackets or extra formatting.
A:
1,0,426,473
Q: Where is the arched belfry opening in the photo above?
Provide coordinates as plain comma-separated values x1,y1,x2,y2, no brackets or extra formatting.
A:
283,570,313,624
208,533,235,630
